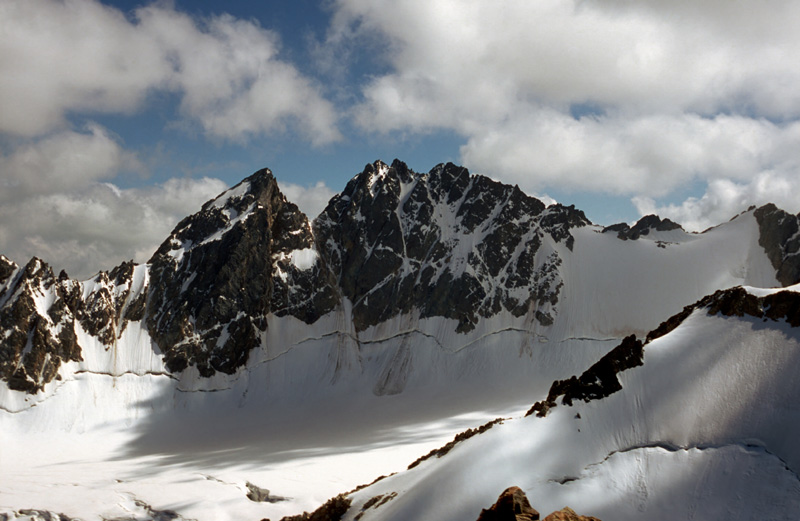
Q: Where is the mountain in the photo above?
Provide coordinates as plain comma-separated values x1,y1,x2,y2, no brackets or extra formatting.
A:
1,160,799,521
335,284,800,521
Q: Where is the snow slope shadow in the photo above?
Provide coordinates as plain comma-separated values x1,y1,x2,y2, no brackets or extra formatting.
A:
115,326,614,471
334,287,800,521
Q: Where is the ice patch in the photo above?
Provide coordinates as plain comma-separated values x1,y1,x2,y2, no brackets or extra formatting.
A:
210,180,251,209
290,248,318,271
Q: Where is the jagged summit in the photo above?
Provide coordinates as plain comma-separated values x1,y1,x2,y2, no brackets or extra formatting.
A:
150,167,307,263
146,166,334,376
5,161,800,521
315,159,585,332
1,161,800,393
602,214,684,241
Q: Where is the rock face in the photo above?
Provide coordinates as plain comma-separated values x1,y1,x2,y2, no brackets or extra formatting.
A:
476,486,540,521
475,487,601,521
754,203,800,287
3,160,800,392
542,507,601,521
0,255,144,393
314,159,587,332
527,334,644,417
145,168,337,375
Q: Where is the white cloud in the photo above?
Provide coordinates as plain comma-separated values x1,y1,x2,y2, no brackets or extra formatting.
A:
0,124,140,200
0,0,340,144
278,180,337,219
462,111,800,197
0,125,228,279
633,173,800,233
327,0,800,227
0,175,228,280
0,1,342,277
335,0,800,128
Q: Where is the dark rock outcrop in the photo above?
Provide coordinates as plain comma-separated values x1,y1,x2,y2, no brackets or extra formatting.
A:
352,492,398,520
476,486,540,521
646,285,800,344
602,214,683,241
754,203,800,286
527,335,644,417
475,487,603,521
408,417,506,469
246,481,288,503
276,494,351,521
145,168,338,375
542,507,602,521
530,284,800,417
314,159,583,333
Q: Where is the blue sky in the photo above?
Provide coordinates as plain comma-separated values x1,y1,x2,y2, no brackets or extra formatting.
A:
3,0,800,277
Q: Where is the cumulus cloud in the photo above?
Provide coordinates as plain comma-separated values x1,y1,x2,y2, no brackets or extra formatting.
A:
0,173,228,280
278,180,337,219
335,0,800,127
0,124,140,200
462,111,800,197
329,0,800,225
633,172,800,233
0,124,229,278
0,1,343,278
0,0,340,144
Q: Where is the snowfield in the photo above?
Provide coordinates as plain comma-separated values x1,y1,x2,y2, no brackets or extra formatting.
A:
344,285,800,521
1,175,797,521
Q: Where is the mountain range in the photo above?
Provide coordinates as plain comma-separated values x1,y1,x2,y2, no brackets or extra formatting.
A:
2,159,799,521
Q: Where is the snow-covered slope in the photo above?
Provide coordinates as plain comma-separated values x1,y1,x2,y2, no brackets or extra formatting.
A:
2,160,800,521
340,285,800,521
2,160,790,401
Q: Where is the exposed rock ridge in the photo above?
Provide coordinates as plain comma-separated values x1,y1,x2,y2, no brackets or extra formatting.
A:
314,159,588,332
277,494,351,521
645,285,800,345
0,256,145,392
754,203,800,286
526,335,644,417
476,486,601,521
145,168,338,376
407,417,507,469
527,285,800,418
602,214,683,241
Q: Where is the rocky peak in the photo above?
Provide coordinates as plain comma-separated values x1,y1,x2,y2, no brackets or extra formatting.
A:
753,203,800,286
0,257,83,392
145,168,336,376
538,204,591,250
477,486,540,521
0,255,17,286
476,487,601,521
0,252,155,393
602,214,683,241
314,160,571,333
